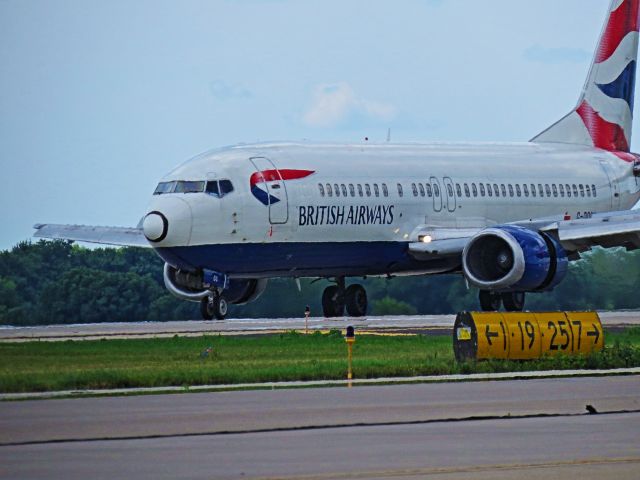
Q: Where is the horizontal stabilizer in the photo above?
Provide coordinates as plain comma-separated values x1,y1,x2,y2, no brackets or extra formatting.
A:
33,224,150,248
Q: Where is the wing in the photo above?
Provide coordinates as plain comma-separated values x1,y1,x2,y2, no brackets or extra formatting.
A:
408,209,640,260
541,210,640,252
33,224,150,248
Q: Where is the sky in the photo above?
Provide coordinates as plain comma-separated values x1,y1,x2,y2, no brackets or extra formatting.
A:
1,0,637,250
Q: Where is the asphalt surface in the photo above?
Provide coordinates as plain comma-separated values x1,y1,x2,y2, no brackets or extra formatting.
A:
0,311,638,341
1,376,639,479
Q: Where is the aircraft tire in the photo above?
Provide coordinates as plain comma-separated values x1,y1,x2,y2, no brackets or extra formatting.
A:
345,284,367,317
201,295,228,320
213,296,228,320
479,290,501,311
200,297,215,320
322,285,344,317
502,292,525,312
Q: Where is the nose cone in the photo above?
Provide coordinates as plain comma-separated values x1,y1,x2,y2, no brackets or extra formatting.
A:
143,197,192,246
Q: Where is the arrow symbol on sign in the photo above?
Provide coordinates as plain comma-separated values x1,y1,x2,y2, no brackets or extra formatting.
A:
587,325,600,344
485,325,499,346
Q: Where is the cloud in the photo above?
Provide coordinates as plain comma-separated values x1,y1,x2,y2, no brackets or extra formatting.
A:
208,80,253,100
523,45,591,64
302,82,396,128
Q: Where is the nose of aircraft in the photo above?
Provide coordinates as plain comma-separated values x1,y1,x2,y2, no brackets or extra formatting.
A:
142,197,192,246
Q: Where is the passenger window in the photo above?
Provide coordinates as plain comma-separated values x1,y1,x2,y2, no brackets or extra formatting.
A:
472,183,478,197
464,183,470,197
418,183,425,197
530,184,536,197
559,184,565,197
219,180,234,196
412,183,418,196
523,184,529,197
382,183,388,197
341,184,348,197
545,184,551,196
538,184,544,197
349,184,355,197
566,184,571,198
326,183,333,197
480,183,486,196
579,184,585,197
374,184,380,197
318,183,325,197
508,184,514,197
365,184,371,197
501,184,507,197
357,184,363,197
592,184,597,197
552,184,558,197
448,184,454,197
572,184,578,197
493,184,499,197
334,184,340,197
485,183,492,197
426,183,433,197
397,183,403,197
206,181,220,197
516,184,521,197
456,184,462,197
434,184,440,197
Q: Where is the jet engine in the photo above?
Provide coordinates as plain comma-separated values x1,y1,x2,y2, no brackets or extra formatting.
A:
163,263,267,304
462,225,568,292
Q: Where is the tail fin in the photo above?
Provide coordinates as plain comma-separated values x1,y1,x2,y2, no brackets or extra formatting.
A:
532,0,639,153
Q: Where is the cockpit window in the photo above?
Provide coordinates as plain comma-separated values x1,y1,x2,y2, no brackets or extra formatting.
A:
175,181,205,193
153,181,177,195
155,180,205,195
206,181,219,196
219,180,234,195
206,179,234,198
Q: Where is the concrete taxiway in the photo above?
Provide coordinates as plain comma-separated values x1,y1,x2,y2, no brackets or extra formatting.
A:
1,376,639,479
0,311,638,342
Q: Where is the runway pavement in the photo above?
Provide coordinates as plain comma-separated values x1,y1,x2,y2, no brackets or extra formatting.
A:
1,376,639,479
1,311,638,342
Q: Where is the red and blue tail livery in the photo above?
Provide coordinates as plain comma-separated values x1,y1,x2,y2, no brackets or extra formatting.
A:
533,0,640,158
250,169,315,206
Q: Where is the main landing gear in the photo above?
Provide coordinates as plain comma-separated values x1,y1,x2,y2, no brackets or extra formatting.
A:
322,277,368,318
479,290,526,312
200,292,228,320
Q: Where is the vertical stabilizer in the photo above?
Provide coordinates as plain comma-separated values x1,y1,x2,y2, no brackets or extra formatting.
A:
532,0,639,154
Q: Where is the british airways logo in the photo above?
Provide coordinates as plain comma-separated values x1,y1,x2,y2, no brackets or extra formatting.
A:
250,169,315,206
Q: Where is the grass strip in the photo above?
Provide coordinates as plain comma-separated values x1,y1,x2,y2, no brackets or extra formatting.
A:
1,329,639,393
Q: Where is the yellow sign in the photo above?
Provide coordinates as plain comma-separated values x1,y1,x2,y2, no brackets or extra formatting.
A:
475,313,509,359
453,311,603,361
456,327,472,341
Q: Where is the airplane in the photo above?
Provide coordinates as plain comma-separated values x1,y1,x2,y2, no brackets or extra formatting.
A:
35,0,640,320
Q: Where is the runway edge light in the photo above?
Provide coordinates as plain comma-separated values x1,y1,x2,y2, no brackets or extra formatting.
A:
345,326,355,382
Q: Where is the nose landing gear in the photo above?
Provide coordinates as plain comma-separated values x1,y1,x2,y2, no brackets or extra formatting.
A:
200,292,228,320
321,277,368,317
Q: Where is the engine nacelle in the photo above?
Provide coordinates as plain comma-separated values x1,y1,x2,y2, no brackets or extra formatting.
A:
462,225,568,292
163,263,267,305
224,278,268,305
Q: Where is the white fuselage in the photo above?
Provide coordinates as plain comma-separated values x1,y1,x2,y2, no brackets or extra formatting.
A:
145,141,640,278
